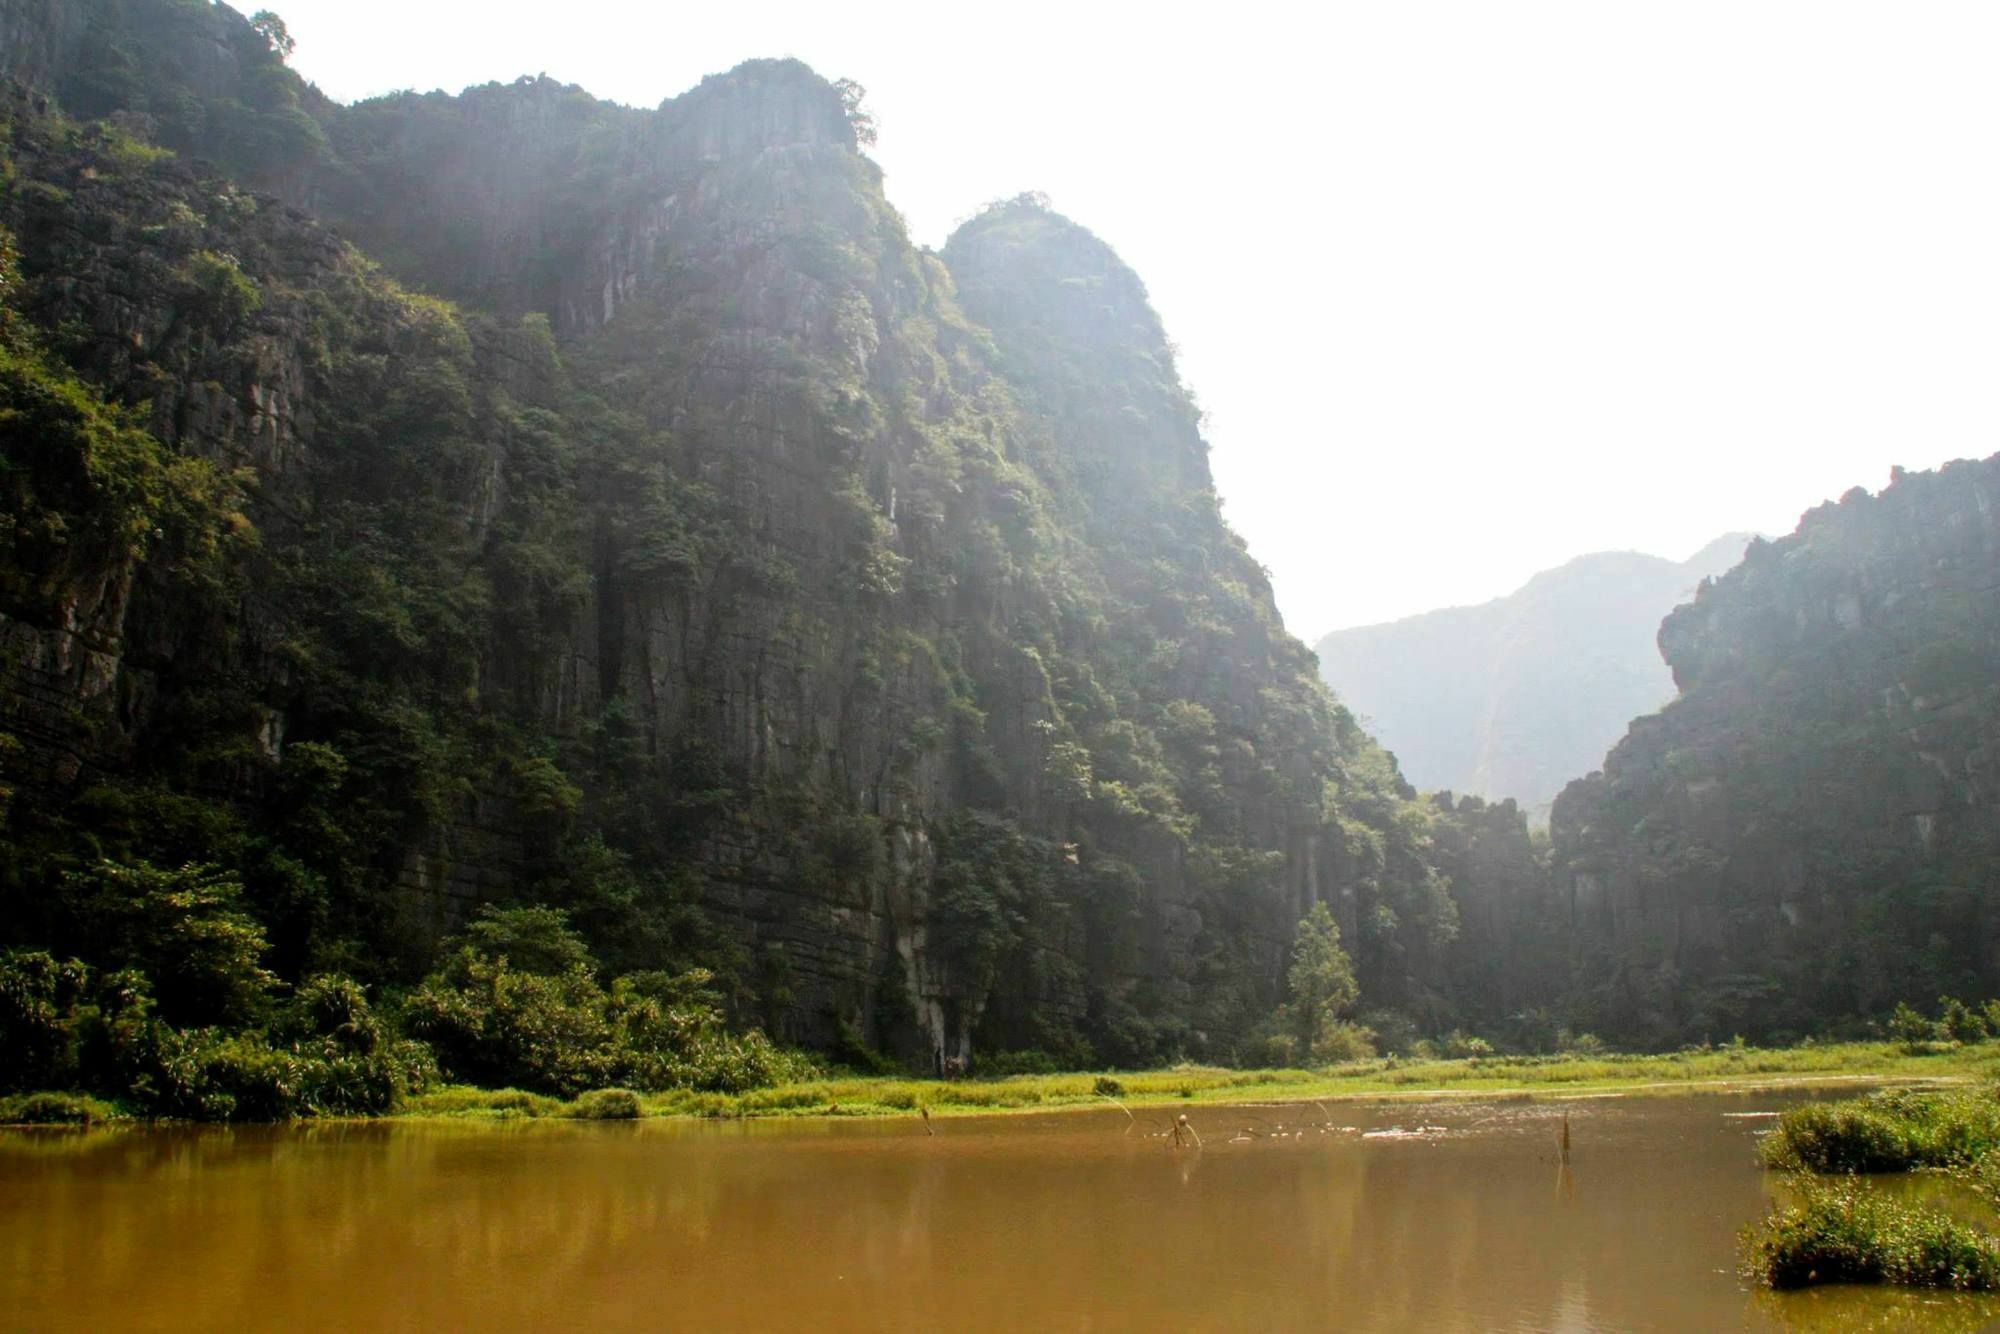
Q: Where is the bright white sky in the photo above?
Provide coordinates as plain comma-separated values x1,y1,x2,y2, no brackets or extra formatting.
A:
270,0,2000,639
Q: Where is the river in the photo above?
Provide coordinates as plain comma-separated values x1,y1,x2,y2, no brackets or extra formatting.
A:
3,1090,1994,1330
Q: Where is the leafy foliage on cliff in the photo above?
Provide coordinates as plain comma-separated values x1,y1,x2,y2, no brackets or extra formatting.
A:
1549,459,2000,1045
0,0,1474,1097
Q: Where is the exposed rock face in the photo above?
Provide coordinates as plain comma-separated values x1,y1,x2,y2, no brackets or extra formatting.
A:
0,0,85,92
1550,459,2000,1043
0,2,1453,1068
1315,535,1754,819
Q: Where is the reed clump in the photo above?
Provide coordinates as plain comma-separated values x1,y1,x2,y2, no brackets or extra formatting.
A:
0,1091,121,1124
1745,1177,2000,1291
566,1088,642,1120
1761,1088,2000,1173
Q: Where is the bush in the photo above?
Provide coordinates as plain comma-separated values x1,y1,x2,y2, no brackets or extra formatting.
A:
1889,1002,1942,1052
1357,1010,1418,1058
1092,1075,1125,1097
1238,1029,1298,1069
1746,1177,2000,1290
1439,1030,1495,1059
0,1091,119,1124
1981,1000,2000,1037
408,908,818,1097
1763,1089,2000,1173
1940,997,1988,1045
982,1049,1060,1077
56,861,274,1027
274,974,385,1054
136,1022,427,1121
405,951,613,1097
1312,1021,1378,1064
0,951,93,1091
567,1088,642,1119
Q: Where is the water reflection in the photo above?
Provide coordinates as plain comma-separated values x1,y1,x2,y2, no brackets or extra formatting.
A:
1,1094,1993,1331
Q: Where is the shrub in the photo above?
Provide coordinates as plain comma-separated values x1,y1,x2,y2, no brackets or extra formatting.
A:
274,974,385,1054
405,951,613,1097
1312,1021,1378,1065
1439,1030,1495,1059
1093,1076,1125,1097
982,1049,1060,1077
1763,1089,2000,1173
1981,1000,2000,1037
567,1088,642,1119
1357,1010,1419,1058
0,1091,119,1124
0,951,92,1091
408,909,817,1097
1745,1177,2000,1290
56,861,274,1027
1238,1029,1299,1069
1888,1002,1942,1052
1940,997,1988,1045
133,1021,432,1121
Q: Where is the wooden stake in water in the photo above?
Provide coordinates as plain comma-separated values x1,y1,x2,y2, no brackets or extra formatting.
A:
1559,1113,1571,1165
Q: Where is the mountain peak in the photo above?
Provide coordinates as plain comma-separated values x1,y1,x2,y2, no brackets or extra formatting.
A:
666,57,859,156
1316,533,1755,815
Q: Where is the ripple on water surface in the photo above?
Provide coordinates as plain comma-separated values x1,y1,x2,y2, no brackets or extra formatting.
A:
2,1091,1997,1331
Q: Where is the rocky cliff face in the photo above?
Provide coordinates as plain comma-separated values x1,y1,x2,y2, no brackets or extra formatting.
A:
1315,535,1753,818
0,0,1454,1067
1549,459,2000,1043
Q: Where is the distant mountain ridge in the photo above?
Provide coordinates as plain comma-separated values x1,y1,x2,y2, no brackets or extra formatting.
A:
1314,534,1756,815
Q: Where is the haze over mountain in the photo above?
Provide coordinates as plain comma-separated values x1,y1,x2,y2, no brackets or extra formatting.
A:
1315,534,1756,816
0,0,1459,1078
2,0,1999,1121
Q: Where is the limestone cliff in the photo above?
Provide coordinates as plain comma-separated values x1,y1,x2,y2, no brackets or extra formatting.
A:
0,0,1454,1067
1550,459,2000,1043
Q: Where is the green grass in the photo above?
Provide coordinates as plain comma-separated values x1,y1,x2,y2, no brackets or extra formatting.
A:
614,1040,1998,1121
0,1092,124,1125
399,1087,566,1120
1747,1081,2000,1292
1745,1176,2000,1291
12,1040,1992,1128
565,1088,642,1120
1761,1087,2000,1173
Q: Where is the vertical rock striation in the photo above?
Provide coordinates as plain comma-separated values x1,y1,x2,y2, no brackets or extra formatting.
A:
0,3,1457,1067
1550,459,2000,1042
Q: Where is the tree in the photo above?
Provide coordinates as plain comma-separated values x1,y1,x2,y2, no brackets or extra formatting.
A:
832,77,876,147
1287,902,1359,1050
250,10,295,61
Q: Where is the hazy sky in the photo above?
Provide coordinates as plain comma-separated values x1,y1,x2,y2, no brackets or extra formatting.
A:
269,1,1999,638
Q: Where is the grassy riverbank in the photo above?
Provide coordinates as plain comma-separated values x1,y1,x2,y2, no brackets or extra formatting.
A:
396,1040,2000,1122
11,1039,1996,1127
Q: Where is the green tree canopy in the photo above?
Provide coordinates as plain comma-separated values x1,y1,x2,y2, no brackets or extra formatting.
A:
1286,901,1359,1048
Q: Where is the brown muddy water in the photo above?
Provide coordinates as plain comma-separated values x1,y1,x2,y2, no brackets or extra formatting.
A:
3,1091,1998,1332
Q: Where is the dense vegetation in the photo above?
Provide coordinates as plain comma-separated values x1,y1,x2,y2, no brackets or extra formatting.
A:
0,0,1479,1116
1747,1085,2000,1291
1548,459,2000,1047
2,0,1998,1121
1746,1179,2000,1292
